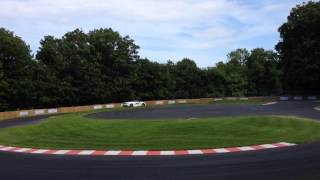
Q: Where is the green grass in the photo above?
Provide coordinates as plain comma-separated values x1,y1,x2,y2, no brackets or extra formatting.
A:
0,112,320,150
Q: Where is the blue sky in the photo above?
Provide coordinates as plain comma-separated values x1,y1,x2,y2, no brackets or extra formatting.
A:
0,0,306,67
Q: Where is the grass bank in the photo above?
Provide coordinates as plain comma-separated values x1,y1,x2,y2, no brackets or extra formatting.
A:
0,113,319,150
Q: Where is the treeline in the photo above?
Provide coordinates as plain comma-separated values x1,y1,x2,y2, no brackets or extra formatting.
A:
0,1,319,111
0,28,282,111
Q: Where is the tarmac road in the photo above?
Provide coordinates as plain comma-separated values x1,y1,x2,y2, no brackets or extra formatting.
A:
0,114,55,128
1,141,320,180
1,101,320,180
88,101,320,120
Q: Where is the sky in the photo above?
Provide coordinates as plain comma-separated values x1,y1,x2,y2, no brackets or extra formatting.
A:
0,0,307,67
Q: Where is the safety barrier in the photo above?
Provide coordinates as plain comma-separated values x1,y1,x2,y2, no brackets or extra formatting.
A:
0,96,318,121
279,96,319,101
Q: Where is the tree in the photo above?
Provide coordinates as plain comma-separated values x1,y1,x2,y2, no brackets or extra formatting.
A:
36,28,141,105
0,25,291,111
227,48,250,66
276,1,320,94
133,59,174,100
36,35,74,107
216,60,248,97
0,61,8,110
0,27,36,110
88,28,140,102
174,58,205,98
37,30,90,106
247,48,282,96
204,67,227,97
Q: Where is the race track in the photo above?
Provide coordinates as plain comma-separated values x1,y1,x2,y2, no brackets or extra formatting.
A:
0,114,56,129
88,101,320,120
1,142,320,180
1,101,320,180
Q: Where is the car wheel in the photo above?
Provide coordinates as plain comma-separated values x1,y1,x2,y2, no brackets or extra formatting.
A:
130,104,133,107
142,103,146,107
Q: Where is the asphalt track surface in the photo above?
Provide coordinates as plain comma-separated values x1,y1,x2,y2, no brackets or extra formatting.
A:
1,101,320,180
88,101,320,120
0,114,56,129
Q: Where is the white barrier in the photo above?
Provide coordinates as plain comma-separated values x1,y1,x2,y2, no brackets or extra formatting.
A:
293,96,303,101
93,105,103,110
19,111,29,117
239,97,249,100
34,109,45,115
214,98,223,101
280,97,289,101
105,104,115,109
177,100,187,104
168,100,176,104
308,96,317,100
48,109,58,114
226,97,237,100
155,101,164,105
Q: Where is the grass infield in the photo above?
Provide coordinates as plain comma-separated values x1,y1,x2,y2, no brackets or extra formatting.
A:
0,112,320,150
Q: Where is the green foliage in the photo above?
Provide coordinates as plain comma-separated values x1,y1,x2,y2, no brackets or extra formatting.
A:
0,28,36,110
227,48,250,66
133,59,174,100
0,61,9,110
36,28,140,106
214,48,283,97
247,48,282,96
276,1,320,94
216,59,248,97
0,26,284,111
174,58,205,98
204,67,226,97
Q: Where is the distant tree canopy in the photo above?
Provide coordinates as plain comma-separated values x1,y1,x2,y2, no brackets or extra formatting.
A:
0,1,319,111
247,48,282,96
36,28,139,106
0,60,9,110
276,1,320,94
0,27,281,111
0,28,35,110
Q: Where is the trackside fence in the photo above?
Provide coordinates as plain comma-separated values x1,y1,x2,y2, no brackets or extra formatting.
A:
0,96,318,121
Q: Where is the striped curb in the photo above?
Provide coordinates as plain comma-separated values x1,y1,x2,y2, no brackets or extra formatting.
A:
0,142,295,156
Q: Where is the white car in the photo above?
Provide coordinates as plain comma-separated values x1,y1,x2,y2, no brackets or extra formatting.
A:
122,101,146,107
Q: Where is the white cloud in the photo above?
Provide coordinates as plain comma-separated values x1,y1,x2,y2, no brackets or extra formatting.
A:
0,0,229,22
0,0,305,67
